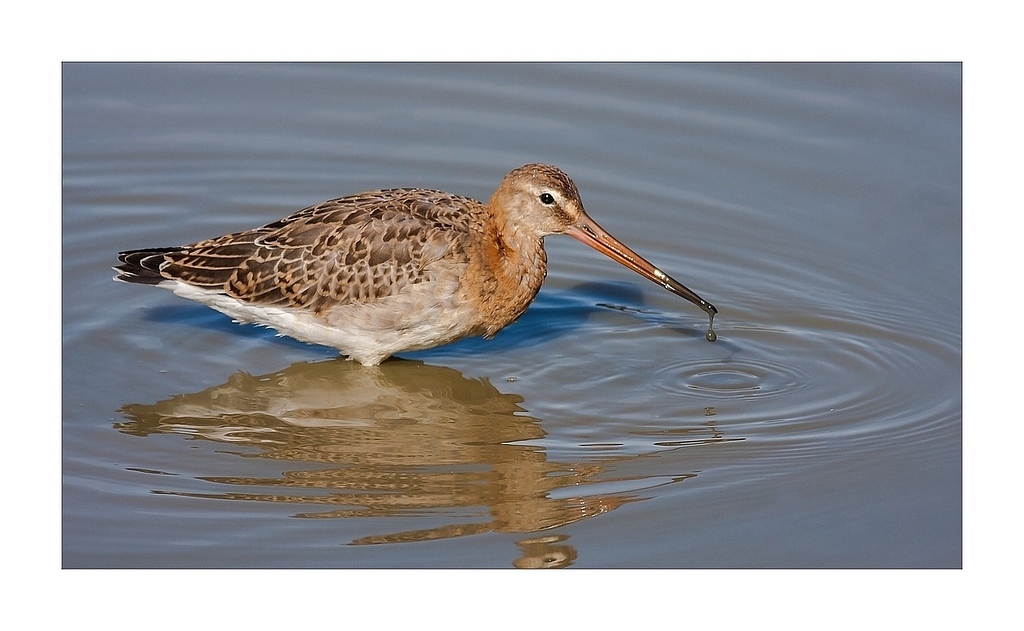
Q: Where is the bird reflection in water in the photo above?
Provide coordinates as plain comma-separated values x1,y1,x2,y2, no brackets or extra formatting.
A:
117,358,731,566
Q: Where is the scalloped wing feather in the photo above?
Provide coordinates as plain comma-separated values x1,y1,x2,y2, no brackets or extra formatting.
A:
150,189,484,313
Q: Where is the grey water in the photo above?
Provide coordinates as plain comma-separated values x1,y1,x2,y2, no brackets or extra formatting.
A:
62,62,960,568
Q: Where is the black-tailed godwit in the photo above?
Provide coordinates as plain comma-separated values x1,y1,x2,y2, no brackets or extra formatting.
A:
115,164,717,365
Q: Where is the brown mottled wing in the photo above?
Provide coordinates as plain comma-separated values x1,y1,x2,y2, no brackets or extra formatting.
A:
143,189,484,313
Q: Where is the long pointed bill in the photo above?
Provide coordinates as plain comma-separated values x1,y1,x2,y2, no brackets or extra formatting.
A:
566,211,718,342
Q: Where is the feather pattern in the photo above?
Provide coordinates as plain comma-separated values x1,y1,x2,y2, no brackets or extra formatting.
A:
115,164,717,364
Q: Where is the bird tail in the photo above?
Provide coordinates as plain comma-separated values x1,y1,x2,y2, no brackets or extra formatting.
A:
113,247,180,285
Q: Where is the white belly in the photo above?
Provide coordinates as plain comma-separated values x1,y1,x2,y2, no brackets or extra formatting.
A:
162,276,481,366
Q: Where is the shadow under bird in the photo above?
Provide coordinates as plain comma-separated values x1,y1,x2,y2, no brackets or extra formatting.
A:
115,164,717,365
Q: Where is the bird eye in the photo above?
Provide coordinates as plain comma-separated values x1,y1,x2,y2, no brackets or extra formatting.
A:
539,193,555,205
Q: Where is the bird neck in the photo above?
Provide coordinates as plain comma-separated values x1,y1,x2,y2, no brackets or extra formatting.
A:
474,220,548,336
493,211,547,281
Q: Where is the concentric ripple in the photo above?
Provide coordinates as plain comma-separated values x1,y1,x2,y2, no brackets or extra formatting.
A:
646,294,960,461
665,349,804,400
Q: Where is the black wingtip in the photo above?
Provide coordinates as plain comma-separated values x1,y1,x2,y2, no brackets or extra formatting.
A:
113,247,179,285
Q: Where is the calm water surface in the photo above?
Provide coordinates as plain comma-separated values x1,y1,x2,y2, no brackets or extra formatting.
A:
62,63,960,568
